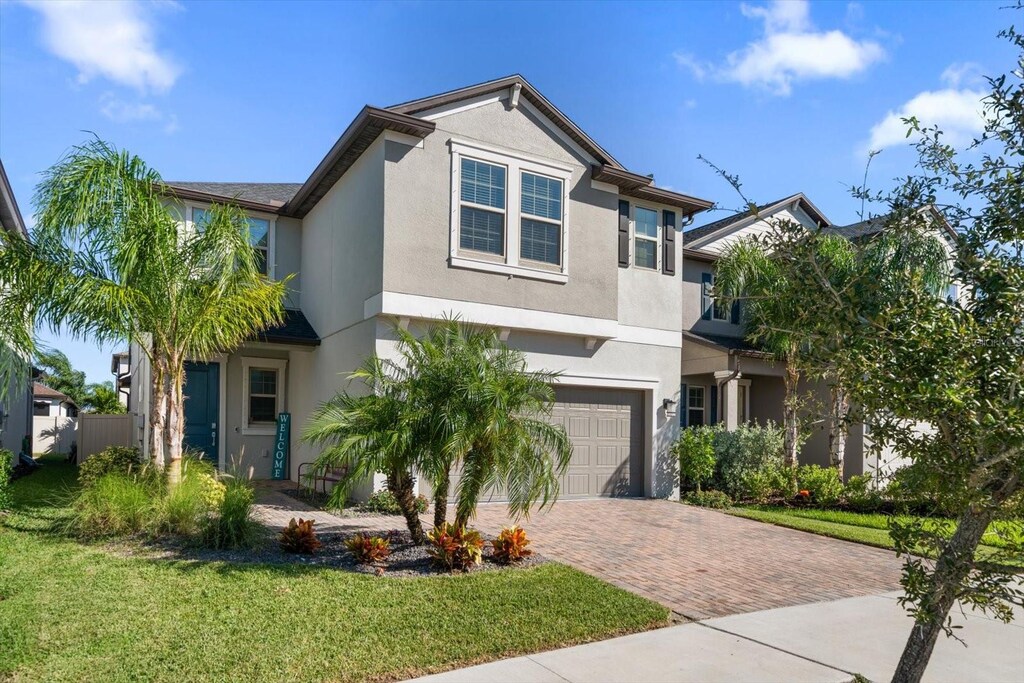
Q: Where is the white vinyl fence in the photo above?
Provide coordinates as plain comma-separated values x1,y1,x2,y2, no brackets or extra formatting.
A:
77,413,132,464
32,416,76,456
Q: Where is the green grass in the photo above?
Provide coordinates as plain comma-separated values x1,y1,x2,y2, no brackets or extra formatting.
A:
1,457,668,683
726,505,1023,561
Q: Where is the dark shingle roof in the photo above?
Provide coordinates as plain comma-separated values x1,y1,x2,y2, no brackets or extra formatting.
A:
256,309,320,346
684,193,831,245
825,216,887,239
165,182,303,207
683,330,772,358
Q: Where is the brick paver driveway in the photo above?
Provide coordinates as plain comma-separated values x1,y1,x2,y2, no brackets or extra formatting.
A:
471,499,904,620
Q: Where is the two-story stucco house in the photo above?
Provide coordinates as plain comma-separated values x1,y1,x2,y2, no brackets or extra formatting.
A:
126,75,713,499
680,193,959,480
0,159,33,468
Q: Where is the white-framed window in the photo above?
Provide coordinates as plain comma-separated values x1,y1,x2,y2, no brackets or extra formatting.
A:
737,381,750,425
241,357,287,435
633,206,659,270
711,274,731,321
190,206,275,277
449,138,572,283
687,386,706,427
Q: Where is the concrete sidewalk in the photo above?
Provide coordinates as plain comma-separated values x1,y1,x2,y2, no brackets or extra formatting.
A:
408,592,1024,683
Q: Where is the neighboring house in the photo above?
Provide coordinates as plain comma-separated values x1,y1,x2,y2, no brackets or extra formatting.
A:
681,194,958,480
32,382,78,456
111,351,130,408
125,75,714,500
32,382,78,417
0,159,33,466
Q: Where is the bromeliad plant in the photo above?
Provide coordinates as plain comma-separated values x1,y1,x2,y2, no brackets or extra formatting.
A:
280,518,322,555
491,525,533,564
427,523,484,571
344,533,390,564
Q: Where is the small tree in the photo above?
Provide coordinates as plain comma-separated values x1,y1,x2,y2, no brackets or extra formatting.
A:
673,427,716,492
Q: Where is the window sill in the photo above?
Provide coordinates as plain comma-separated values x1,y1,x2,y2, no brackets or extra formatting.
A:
241,426,276,437
450,255,568,283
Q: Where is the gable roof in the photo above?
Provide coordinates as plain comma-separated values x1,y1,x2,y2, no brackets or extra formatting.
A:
164,182,302,209
284,75,711,218
33,382,75,405
827,206,958,243
0,159,28,238
685,193,830,247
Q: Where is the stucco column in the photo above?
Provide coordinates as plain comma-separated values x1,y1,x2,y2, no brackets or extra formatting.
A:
714,370,740,431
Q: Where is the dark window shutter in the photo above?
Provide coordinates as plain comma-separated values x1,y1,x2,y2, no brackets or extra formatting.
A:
730,299,740,324
618,200,630,267
701,272,713,320
662,210,676,275
680,383,688,428
709,385,718,425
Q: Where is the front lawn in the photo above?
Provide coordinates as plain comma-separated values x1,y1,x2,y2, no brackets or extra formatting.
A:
726,505,1023,561
0,459,668,682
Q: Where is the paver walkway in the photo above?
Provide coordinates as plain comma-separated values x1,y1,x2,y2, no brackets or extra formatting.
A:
470,498,904,619
253,483,404,534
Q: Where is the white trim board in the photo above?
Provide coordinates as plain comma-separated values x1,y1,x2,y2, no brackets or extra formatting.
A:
364,291,682,348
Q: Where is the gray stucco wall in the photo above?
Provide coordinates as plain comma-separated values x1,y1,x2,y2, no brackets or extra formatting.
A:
275,216,303,309
682,258,744,338
2,375,32,464
381,100,619,321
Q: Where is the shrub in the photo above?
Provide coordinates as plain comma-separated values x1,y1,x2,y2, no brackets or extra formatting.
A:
844,474,883,511
201,477,259,549
280,518,323,554
491,525,533,563
78,446,143,488
427,523,484,571
795,465,844,506
363,489,429,515
154,459,224,536
737,461,795,503
344,532,390,563
673,427,716,492
69,472,153,537
713,422,786,499
0,449,13,511
681,489,732,509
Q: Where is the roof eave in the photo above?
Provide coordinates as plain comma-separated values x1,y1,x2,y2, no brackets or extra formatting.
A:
162,184,285,214
282,106,435,218
592,165,714,215
0,159,29,238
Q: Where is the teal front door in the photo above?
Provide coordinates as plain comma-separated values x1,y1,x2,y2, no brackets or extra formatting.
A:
183,361,219,466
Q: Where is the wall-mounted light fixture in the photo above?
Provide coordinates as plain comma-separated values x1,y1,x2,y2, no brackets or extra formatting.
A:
662,398,677,411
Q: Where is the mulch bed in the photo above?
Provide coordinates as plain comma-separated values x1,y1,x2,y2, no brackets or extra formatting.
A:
117,526,546,577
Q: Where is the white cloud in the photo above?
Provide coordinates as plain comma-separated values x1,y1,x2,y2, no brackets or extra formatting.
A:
22,0,180,93
99,93,179,134
865,85,987,152
940,62,984,89
675,1,885,96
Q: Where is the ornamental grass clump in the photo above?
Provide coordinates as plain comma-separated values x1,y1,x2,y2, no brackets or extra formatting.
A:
202,476,260,550
344,532,390,564
491,525,533,564
427,523,484,571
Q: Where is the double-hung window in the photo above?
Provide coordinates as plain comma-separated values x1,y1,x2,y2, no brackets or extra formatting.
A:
450,138,571,282
459,158,506,256
247,368,278,425
633,207,658,269
241,357,287,434
191,207,272,276
687,386,706,427
710,274,730,321
519,172,563,265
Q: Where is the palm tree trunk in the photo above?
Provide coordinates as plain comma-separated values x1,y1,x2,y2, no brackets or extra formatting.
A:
432,468,450,530
148,355,167,468
890,504,998,683
165,355,185,487
387,468,425,544
782,361,800,468
828,384,850,477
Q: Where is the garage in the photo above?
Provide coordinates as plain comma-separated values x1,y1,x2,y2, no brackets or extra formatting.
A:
547,386,644,498
433,386,646,502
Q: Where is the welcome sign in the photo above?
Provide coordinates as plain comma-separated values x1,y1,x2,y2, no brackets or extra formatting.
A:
272,412,290,480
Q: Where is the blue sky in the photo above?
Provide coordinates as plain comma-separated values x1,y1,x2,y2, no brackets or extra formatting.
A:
0,0,1014,383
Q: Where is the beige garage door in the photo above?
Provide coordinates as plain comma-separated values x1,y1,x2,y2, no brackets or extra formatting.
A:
548,386,644,498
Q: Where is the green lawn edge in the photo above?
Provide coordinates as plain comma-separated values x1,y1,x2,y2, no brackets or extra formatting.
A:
1,459,669,683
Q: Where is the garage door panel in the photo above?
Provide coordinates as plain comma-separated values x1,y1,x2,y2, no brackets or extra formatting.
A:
568,416,590,438
569,444,590,467
596,417,618,438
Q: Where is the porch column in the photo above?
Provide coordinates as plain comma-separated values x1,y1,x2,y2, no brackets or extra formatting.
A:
714,371,741,431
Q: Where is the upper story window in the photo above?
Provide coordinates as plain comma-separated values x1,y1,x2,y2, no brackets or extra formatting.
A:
449,138,572,284
701,272,737,323
191,207,273,277
633,207,659,269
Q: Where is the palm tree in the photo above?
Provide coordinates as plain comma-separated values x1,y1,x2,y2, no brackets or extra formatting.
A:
0,138,288,484
83,382,126,414
304,318,572,540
